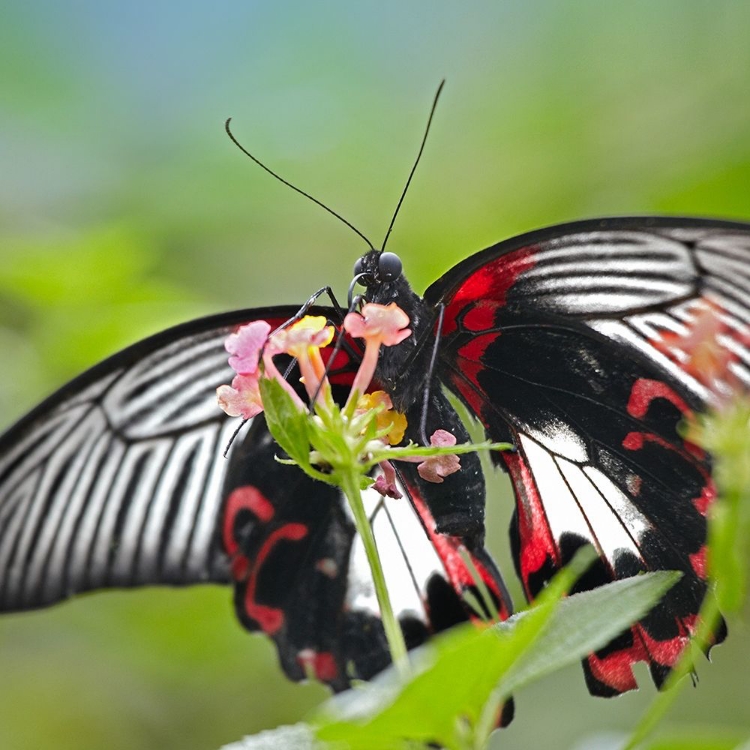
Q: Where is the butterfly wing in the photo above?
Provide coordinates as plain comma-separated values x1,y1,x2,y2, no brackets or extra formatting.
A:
0,306,312,612
426,217,749,695
222,407,509,692
0,303,505,692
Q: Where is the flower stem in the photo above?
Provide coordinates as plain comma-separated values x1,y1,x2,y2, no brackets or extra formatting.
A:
340,469,409,678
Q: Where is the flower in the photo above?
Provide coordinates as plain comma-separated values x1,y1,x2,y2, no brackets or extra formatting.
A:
217,373,264,419
344,303,411,403
372,460,402,499
417,429,461,483
654,300,746,400
356,391,407,445
268,316,334,404
225,320,272,375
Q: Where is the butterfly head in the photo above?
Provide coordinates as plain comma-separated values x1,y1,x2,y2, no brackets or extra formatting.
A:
349,250,419,318
353,250,403,287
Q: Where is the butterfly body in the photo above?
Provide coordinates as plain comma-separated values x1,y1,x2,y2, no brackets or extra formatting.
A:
1,216,748,707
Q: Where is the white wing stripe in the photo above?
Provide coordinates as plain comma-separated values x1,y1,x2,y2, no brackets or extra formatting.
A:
0,311,300,612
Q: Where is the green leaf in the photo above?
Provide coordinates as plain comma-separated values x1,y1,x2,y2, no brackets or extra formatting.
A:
316,620,546,750
220,723,320,750
497,570,681,698
315,548,598,750
704,397,750,613
259,377,311,469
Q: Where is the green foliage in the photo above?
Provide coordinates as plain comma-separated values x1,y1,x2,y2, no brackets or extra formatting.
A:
624,395,750,750
230,551,679,750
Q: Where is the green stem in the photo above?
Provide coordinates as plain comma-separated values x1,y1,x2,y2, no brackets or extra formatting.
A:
340,469,409,678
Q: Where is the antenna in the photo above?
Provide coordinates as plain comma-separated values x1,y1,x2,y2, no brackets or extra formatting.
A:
225,118,375,250
381,80,445,252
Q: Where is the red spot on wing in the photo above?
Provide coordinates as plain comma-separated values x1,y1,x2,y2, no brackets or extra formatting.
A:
637,625,688,668
693,482,716,516
244,523,308,635
322,341,360,387
297,650,338,682
223,486,276,557
450,332,500,416
690,546,708,579
622,431,673,452
458,333,499,372
626,378,691,420
586,620,693,695
406,484,511,621
586,636,643,693
442,248,537,335
504,451,559,595
462,301,501,332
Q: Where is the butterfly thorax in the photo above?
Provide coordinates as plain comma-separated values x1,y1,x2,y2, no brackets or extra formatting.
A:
357,256,434,412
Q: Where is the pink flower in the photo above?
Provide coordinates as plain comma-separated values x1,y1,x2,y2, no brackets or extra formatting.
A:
372,460,402,499
344,303,411,403
654,299,746,399
417,430,461,483
268,316,334,404
217,373,264,419
225,321,272,375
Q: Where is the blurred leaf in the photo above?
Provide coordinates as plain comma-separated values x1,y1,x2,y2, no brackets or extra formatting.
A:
315,549,602,749
700,397,750,613
221,724,318,750
498,570,682,698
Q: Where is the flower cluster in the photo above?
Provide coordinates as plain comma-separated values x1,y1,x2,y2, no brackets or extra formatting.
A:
654,299,748,407
216,302,461,488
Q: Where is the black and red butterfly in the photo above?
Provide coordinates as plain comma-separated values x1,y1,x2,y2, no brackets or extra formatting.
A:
1,213,748,712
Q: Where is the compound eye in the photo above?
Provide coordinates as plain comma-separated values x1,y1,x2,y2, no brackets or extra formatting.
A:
378,252,402,282
353,258,364,277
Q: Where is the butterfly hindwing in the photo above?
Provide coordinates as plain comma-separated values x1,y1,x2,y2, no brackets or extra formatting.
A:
222,404,509,691
428,217,749,695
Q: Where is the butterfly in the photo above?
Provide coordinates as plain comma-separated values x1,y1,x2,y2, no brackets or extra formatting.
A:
1,213,748,715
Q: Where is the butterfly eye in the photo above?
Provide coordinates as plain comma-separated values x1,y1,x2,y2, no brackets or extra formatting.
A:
378,252,402,282
353,258,364,277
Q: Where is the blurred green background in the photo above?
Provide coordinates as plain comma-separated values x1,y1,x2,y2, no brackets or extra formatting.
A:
1,2,749,748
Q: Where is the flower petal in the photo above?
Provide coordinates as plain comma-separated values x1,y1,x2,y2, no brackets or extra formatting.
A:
217,373,264,419
416,430,461,483
225,321,272,375
372,461,402,499
344,302,411,347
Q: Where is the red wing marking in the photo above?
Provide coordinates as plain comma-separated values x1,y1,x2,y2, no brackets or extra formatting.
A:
638,625,688,666
297,649,339,682
504,451,559,592
586,619,697,695
244,523,308,635
462,302,501,332
442,248,537,335
452,333,501,416
689,546,707,578
223,486,276,558
626,378,692,419
457,333,500,376
621,431,675,452
693,483,715,516
407,486,510,621
586,638,644,693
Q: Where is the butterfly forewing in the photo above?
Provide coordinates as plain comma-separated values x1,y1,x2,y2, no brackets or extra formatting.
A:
0,307,316,612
